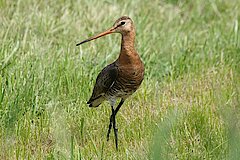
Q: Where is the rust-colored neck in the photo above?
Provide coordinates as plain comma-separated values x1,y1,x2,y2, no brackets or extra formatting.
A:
117,30,141,65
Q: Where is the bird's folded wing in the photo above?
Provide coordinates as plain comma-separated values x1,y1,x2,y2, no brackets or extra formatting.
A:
87,63,118,103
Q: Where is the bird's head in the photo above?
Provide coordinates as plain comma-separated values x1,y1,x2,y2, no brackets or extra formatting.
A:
112,16,134,34
76,16,134,46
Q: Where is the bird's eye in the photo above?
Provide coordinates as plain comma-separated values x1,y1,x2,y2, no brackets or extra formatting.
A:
121,21,126,25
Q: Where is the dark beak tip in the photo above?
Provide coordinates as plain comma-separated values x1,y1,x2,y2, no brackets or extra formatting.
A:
76,42,83,46
76,39,89,46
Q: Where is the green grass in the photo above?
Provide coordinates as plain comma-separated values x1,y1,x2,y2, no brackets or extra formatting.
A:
1,0,240,159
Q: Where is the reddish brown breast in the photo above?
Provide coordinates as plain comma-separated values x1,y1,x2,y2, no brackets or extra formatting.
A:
108,25,144,95
105,29,144,99
106,62,144,99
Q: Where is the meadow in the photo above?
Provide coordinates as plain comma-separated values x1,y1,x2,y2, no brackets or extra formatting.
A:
0,0,240,159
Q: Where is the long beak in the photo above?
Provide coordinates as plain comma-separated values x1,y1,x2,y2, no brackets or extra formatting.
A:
76,26,116,46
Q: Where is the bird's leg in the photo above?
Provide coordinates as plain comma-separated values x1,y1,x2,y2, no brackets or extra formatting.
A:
114,99,124,115
112,99,125,150
112,111,118,150
107,106,114,141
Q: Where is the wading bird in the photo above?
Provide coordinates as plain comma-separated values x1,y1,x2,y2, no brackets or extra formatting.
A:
76,16,144,150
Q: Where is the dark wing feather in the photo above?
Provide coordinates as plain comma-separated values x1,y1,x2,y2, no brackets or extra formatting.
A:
87,63,118,107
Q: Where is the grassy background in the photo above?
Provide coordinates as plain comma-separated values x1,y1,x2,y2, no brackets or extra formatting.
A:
0,0,240,159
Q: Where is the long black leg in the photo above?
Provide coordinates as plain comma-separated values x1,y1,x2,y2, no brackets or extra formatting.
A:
112,99,125,150
115,99,124,115
113,112,118,150
107,106,114,141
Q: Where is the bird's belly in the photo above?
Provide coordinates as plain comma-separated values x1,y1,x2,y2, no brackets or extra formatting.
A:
107,86,134,98
106,72,144,99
